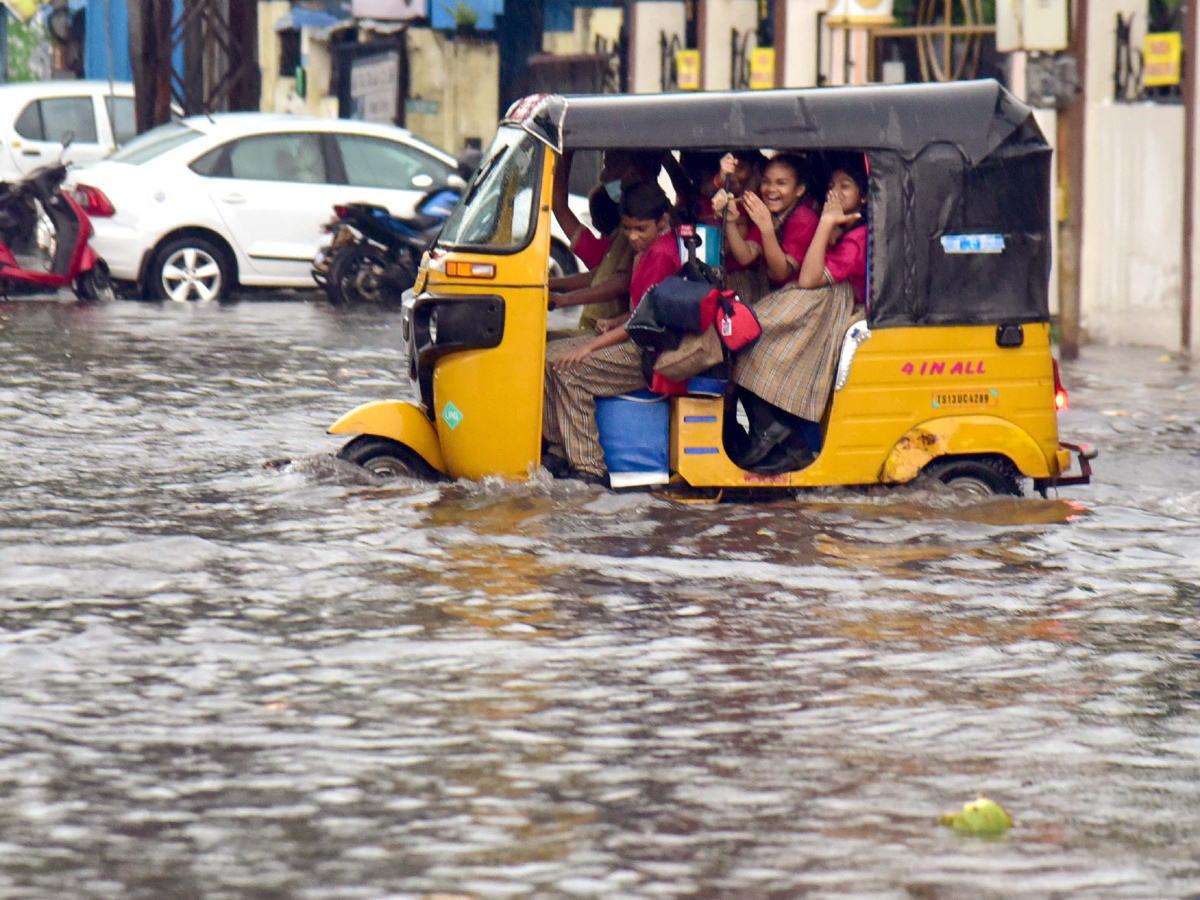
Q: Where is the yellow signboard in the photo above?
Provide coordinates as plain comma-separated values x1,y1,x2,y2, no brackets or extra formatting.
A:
826,0,895,26
676,49,701,91
1143,32,1182,87
1,0,38,22
749,47,776,90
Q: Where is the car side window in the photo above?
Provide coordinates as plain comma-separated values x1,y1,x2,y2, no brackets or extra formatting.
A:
106,96,137,146
335,134,453,190
15,97,99,144
189,145,226,177
221,133,327,183
14,102,42,140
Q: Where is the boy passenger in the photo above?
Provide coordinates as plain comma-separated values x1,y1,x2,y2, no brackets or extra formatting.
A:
547,149,661,335
543,183,679,484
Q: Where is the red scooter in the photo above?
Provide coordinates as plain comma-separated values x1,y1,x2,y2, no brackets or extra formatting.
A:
0,147,113,303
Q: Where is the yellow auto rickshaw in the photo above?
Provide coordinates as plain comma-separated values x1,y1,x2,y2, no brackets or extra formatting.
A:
328,81,1094,498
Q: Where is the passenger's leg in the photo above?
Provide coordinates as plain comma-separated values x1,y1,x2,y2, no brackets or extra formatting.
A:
738,389,796,468
543,336,591,453
545,340,647,478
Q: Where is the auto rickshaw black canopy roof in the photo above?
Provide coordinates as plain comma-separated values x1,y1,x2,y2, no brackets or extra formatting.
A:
503,81,1053,328
554,80,1036,165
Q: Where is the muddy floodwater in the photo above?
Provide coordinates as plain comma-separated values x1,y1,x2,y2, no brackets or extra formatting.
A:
2,299,1199,900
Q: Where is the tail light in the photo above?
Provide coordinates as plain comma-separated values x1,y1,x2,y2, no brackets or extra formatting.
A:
333,205,349,218
74,184,115,217
1053,359,1069,410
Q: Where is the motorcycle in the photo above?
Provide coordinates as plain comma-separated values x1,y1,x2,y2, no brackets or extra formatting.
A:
314,147,480,307
0,138,114,303
313,181,462,307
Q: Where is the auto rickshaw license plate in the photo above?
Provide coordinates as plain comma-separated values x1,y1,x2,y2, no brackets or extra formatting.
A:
932,390,998,409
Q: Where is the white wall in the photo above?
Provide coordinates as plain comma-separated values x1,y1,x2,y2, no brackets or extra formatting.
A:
1080,104,1184,348
630,1,687,93
700,0,757,90
1077,0,1185,348
779,0,826,87
542,8,623,55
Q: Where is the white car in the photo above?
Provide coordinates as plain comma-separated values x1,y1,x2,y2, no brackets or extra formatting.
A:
0,80,137,183
70,113,583,302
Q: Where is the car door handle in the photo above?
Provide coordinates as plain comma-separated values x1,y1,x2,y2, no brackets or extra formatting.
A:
21,149,41,156
221,193,246,204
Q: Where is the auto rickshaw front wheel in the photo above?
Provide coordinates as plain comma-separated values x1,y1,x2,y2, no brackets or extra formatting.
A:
338,435,440,481
923,455,1022,498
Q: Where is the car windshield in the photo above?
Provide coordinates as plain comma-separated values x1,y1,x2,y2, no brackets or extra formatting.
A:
108,122,202,164
437,127,543,251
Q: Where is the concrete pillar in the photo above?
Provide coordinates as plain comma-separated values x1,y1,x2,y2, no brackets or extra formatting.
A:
778,0,826,87
699,0,756,90
257,0,289,111
629,0,687,93
1078,0,1144,349
1185,0,1199,351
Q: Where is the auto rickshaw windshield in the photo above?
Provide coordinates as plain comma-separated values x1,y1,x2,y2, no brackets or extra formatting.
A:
437,126,544,252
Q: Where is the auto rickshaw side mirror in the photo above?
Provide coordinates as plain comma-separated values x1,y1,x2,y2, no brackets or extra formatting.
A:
996,324,1024,347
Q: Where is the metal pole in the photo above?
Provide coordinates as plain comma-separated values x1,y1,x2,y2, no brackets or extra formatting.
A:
0,7,8,84
1057,0,1088,360
104,0,116,144
1182,0,1196,350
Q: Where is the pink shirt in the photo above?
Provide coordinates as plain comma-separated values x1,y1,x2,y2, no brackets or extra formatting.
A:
628,231,688,396
630,230,680,310
571,228,612,270
746,204,819,285
825,224,868,305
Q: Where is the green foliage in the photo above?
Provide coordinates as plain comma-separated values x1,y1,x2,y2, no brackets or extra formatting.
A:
893,0,995,27
7,15,47,82
441,1,478,28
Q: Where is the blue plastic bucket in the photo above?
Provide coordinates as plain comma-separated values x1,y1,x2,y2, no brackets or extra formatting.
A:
595,390,670,488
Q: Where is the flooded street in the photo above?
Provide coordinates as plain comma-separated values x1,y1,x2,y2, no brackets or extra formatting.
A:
2,298,1199,900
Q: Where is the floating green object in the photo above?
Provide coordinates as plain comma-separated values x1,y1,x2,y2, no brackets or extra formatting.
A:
940,795,1013,835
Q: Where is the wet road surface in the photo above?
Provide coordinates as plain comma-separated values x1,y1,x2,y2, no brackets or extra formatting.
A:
2,298,1199,900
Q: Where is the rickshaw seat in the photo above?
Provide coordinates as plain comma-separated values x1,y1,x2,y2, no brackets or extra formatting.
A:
685,375,726,397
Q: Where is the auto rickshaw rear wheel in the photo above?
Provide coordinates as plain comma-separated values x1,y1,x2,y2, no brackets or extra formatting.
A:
338,435,440,481
923,455,1022,498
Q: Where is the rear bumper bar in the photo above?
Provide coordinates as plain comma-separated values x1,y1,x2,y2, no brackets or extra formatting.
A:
1038,441,1096,490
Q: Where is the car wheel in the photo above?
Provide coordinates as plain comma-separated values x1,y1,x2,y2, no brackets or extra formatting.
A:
150,236,231,302
328,244,390,306
337,435,440,481
549,240,578,279
923,455,1023,498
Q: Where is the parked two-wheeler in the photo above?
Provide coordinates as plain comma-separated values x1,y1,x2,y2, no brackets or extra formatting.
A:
0,142,113,303
313,183,461,307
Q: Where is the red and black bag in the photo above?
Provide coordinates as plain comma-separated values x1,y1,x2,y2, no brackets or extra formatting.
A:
715,289,761,352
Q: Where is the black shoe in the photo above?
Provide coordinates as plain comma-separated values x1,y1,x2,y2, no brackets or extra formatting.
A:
751,443,815,475
738,420,793,468
569,469,608,487
542,452,571,479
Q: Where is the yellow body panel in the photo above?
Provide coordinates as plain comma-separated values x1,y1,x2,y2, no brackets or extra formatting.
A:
415,151,556,480
328,399,447,473
674,323,1062,489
